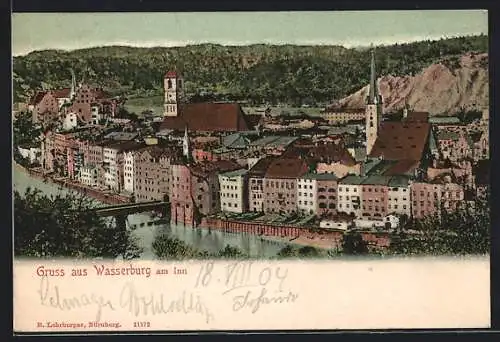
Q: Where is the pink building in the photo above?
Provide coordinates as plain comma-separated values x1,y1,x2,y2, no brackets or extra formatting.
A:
360,176,391,220
411,182,442,219
170,164,195,226
262,158,308,214
315,174,338,217
170,160,241,226
248,157,275,212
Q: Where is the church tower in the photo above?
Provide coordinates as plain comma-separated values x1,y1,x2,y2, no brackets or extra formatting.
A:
365,49,383,155
183,125,191,160
164,71,184,117
70,68,76,100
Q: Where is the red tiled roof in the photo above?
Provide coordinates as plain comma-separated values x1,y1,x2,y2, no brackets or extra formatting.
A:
160,103,252,132
190,160,241,178
165,71,178,78
369,121,431,161
265,158,308,179
29,91,47,105
383,160,419,176
283,142,356,166
52,88,71,99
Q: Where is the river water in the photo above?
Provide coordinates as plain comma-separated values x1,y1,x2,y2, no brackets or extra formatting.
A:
13,167,286,259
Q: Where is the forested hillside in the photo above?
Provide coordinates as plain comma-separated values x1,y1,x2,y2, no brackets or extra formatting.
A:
13,35,487,106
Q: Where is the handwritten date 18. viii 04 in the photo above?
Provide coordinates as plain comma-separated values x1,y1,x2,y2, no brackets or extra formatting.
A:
194,261,289,292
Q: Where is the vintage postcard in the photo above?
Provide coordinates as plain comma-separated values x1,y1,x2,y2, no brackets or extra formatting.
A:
12,10,490,333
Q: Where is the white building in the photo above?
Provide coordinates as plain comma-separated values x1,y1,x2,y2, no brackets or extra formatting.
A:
123,151,135,193
63,112,78,131
17,146,42,164
354,215,399,230
297,174,318,215
103,144,121,191
219,169,248,213
387,176,411,217
79,165,98,186
338,175,364,217
319,219,351,231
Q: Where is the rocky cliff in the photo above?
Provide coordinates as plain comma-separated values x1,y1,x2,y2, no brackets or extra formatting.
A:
335,53,488,115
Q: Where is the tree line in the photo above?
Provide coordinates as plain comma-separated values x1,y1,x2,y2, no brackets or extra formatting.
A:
13,35,487,106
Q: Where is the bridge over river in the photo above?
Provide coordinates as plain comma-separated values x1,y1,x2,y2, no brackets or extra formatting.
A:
91,200,169,230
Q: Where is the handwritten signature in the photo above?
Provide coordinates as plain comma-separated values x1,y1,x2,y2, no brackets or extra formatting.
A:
232,287,299,313
37,276,214,323
120,281,214,323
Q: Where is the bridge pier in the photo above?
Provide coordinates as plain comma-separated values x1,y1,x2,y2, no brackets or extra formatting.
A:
115,214,127,231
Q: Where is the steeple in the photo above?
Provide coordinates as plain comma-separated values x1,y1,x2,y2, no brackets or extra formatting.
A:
365,47,383,156
70,68,76,100
183,125,191,160
368,49,379,105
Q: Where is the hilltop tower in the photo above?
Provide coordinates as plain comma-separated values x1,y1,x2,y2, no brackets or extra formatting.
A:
365,49,383,155
183,125,191,160
164,71,184,117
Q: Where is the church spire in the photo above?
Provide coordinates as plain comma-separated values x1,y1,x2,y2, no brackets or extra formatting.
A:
70,68,76,100
368,49,379,104
183,125,191,160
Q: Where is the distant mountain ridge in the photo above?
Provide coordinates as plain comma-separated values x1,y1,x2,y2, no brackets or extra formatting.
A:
13,35,488,107
335,52,488,115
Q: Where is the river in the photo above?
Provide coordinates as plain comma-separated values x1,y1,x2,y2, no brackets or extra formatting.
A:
13,167,287,259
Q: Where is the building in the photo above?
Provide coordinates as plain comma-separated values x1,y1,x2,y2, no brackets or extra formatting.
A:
262,158,308,214
17,146,42,165
163,71,184,117
387,176,411,217
134,146,180,202
321,108,365,125
337,175,364,217
66,83,120,124
368,120,432,175
190,160,242,217
159,72,253,132
247,156,275,212
435,129,473,162
297,173,318,215
360,175,391,220
365,50,383,155
102,141,144,192
411,182,443,219
315,173,339,217
219,169,248,213
29,91,61,125
170,164,195,226
79,165,98,187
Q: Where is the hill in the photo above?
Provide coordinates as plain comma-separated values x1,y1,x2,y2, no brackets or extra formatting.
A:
335,52,488,115
13,35,488,107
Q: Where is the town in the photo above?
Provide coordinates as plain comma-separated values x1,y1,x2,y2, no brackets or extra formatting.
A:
14,50,490,252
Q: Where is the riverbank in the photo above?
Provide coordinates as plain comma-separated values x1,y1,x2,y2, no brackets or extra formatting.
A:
13,163,131,205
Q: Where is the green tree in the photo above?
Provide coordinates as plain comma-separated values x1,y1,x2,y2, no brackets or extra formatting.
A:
342,231,369,255
297,246,320,258
152,235,195,260
217,245,247,259
13,111,41,148
277,245,298,258
14,188,142,259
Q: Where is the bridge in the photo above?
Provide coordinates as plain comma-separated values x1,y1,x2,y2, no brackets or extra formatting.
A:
91,201,169,230
93,200,168,217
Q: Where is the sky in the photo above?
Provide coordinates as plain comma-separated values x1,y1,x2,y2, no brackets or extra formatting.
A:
12,10,488,56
